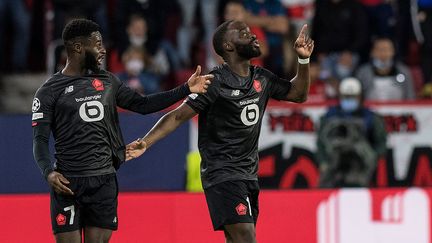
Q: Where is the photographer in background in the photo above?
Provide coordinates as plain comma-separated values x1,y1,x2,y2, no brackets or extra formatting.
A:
316,77,387,188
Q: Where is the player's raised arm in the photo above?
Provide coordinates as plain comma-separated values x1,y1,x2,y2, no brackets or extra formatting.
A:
285,24,314,103
125,103,198,160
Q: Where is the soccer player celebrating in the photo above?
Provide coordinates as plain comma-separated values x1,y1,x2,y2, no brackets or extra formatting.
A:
32,19,212,243
126,20,314,242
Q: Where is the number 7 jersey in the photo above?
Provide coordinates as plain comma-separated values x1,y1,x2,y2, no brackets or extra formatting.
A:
185,64,292,189
33,71,131,177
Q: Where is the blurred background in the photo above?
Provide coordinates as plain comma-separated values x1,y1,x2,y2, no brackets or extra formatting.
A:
0,0,432,242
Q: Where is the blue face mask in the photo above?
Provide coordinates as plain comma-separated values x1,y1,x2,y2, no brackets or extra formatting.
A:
372,58,393,70
340,98,359,112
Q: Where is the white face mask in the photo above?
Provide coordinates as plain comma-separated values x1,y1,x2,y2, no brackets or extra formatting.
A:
126,59,144,75
129,35,147,47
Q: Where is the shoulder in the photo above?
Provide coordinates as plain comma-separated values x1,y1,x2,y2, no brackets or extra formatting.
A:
395,62,411,74
356,63,373,74
35,73,63,94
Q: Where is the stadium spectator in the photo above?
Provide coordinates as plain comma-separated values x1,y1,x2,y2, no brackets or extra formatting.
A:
416,0,432,95
115,15,178,78
176,0,220,70
356,37,416,101
0,0,31,72
116,46,162,95
312,0,368,80
316,77,387,188
51,0,109,40
244,0,289,76
359,0,397,39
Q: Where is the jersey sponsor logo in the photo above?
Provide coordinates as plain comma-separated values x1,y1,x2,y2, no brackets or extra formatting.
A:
56,213,66,226
32,98,40,112
64,85,74,94
239,97,259,106
231,89,240,96
241,104,260,126
188,93,198,100
236,203,247,216
253,80,262,92
92,79,104,91
32,112,43,120
79,101,104,122
75,94,101,103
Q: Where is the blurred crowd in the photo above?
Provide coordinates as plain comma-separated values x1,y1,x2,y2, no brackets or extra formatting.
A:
0,0,432,99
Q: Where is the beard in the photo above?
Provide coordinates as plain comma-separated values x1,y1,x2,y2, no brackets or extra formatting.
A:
84,50,100,72
236,41,261,59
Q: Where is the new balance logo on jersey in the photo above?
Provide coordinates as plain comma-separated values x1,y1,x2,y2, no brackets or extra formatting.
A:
65,85,74,94
231,90,240,96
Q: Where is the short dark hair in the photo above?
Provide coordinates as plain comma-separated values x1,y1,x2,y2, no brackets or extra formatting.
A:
212,20,234,60
62,19,100,43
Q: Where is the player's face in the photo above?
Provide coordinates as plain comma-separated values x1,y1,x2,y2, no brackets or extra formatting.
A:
228,22,261,59
83,31,106,70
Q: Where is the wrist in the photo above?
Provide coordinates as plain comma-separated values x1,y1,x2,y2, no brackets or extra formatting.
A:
44,168,54,180
183,82,192,94
298,57,310,65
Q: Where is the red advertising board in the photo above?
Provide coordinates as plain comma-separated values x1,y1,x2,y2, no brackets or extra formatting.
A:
0,188,430,243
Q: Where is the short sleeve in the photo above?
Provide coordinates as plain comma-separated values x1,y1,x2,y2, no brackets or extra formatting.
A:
185,74,221,113
32,85,55,125
269,73,292,101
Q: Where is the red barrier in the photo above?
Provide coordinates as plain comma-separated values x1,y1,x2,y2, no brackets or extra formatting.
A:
0,189,430,243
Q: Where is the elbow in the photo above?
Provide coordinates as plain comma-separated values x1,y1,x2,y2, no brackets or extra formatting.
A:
289,93,308,103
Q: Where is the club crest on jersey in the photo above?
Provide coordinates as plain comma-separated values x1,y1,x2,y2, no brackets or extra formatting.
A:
56,213,66,226
92,79,104,91
253,80,262,92
236,203,247,216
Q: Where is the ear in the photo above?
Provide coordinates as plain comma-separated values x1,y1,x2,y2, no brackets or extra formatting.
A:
73,42,83,54
224,42,234,52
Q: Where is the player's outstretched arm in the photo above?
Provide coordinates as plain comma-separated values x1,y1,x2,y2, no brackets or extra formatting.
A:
125,103,197,161
116,65,213,115
285,24,314,103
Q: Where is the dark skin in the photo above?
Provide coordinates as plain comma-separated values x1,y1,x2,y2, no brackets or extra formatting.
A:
46,31,212,243
125,21,314,243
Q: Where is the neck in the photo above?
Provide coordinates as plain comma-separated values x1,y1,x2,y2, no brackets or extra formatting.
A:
376,67,391,75
225,58,251,77
62,58,86,76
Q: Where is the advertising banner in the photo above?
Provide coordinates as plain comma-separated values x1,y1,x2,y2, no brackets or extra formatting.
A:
189,101,432,188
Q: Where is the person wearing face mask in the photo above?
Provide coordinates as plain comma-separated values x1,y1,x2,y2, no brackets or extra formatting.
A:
316,77,387,188
355,37,416,101
116,46,161,95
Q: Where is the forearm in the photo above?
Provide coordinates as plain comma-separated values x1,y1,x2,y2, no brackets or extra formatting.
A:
286,61,310,103
142,110,187,149
32,124,53,179
125,83,191,115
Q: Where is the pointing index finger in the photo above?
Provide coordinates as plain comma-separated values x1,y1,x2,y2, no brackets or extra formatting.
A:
298,24,308,39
